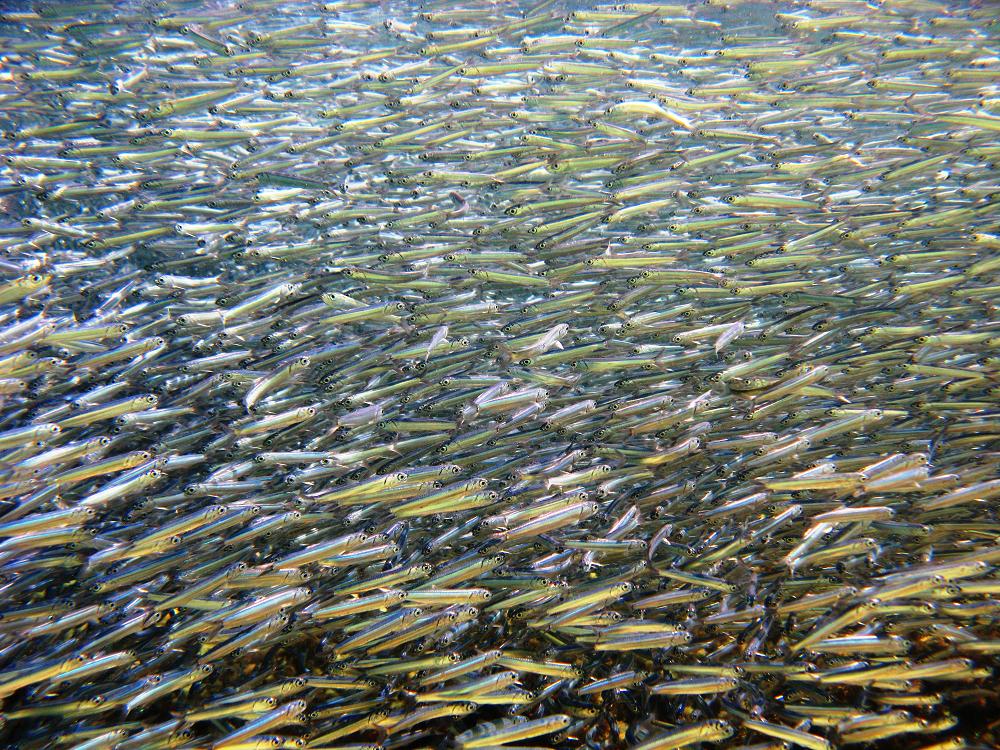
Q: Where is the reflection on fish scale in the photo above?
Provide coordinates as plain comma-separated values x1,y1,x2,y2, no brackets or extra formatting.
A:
0,0,998,748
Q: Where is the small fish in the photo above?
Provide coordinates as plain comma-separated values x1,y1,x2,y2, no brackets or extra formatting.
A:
0,1,997,748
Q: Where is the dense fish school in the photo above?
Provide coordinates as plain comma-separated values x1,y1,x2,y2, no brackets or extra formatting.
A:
1,0,999,748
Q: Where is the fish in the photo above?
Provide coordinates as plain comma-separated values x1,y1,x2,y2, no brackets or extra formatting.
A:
0,0,997,748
